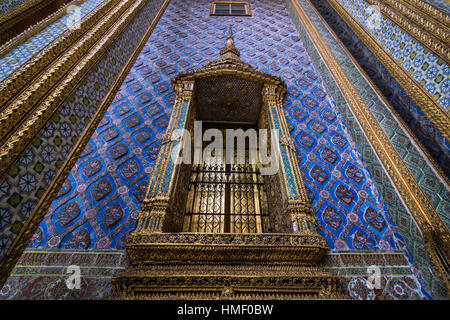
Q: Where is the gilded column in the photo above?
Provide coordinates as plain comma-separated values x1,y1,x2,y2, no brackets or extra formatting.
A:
133,80,195,234
262,84,318,235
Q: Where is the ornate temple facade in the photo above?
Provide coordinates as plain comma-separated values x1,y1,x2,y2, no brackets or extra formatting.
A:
0,0,448,300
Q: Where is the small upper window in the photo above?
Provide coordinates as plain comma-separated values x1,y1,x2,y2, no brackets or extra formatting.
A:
210,1,251,16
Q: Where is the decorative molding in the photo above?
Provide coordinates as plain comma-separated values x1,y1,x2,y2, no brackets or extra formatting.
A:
0,0,53,30
311,0,450,189
290,0,449,291
402,0,450,24
324,0,449,143
0,0,135,177
368,0,449,65
0,0,84,56
0,0,117,106
0,0,171,288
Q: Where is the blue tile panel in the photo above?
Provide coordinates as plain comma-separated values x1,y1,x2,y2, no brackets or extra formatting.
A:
336,0,450,111
0,0,105,82
29,0,415,259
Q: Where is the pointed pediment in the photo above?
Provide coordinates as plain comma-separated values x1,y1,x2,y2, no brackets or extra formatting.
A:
173,26,284,86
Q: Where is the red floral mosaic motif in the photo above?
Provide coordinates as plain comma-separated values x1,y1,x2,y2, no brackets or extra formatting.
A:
102,127,119,142
91,179,112,202
331,133,348,149
364,207,386,232
303,96,318,109
109,143,128,160
293,108,307,121
310,165,328,184
321,147,338,164
57,202,80,227
323,206,342,230
147,144,161,161
64,228,91,249
101,203,124,229
120,160,140,180
124,114,142,129
353,230,376,249
297,78,311,88
335,184,354,205
345,164,364,184
116,103,131,116
298,132,315,149
321,109,336,122
82,159,102,178
309,120,326,134
135,129,152,144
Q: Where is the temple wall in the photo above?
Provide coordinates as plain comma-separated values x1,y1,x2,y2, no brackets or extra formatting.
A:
0,0,167,285
0,0,447,299
286,0,448,298
310,0,450,177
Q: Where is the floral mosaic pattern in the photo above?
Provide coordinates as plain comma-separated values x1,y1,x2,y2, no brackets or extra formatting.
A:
0,0,105,81
0,0,29,15
423,0,450,13
337,0,450,111
290,0,446,298
28,0,411,258
0,0,166,260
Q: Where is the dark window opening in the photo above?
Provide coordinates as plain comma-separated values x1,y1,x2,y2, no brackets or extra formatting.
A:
210,2,251,16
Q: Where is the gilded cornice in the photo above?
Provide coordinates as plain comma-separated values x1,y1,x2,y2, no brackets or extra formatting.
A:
367,0,449,65
0,0,53,31
0,0,171,288
324,0,450,142
0,0,131,177
0,0,85,56
312,0,449,186
290,0,449,290
0,0,117,107
402,0,450,25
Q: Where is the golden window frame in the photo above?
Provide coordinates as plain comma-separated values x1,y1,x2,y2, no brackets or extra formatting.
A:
210,1,252,16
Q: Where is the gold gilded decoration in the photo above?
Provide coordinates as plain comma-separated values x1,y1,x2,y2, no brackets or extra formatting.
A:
111,26,344,299
0,0,145,178
0,0,171,288
0,0,86,55
0,0,53,37
0,0,118,106
291,0,449,291
366,0,449,64
324,0,450,142
309,1,450,186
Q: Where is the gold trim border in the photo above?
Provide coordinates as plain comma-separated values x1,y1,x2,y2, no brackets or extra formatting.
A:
0,0,171,288
325,0,450,142
0,0,118,106
0,0,84,57
290,0,449,290
369,0,449,65
402,0,450,23
0,0,53,30
310,0,450,187
0,0,131,177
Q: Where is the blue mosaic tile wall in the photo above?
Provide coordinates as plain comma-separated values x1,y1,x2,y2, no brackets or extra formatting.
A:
0,0,105,81
28,0,415,257
310,0,450,181
0,0,166,260
336,0,450,112
0,0,29,15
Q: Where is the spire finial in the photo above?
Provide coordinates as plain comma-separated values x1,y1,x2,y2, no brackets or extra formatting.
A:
220,25,240,58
